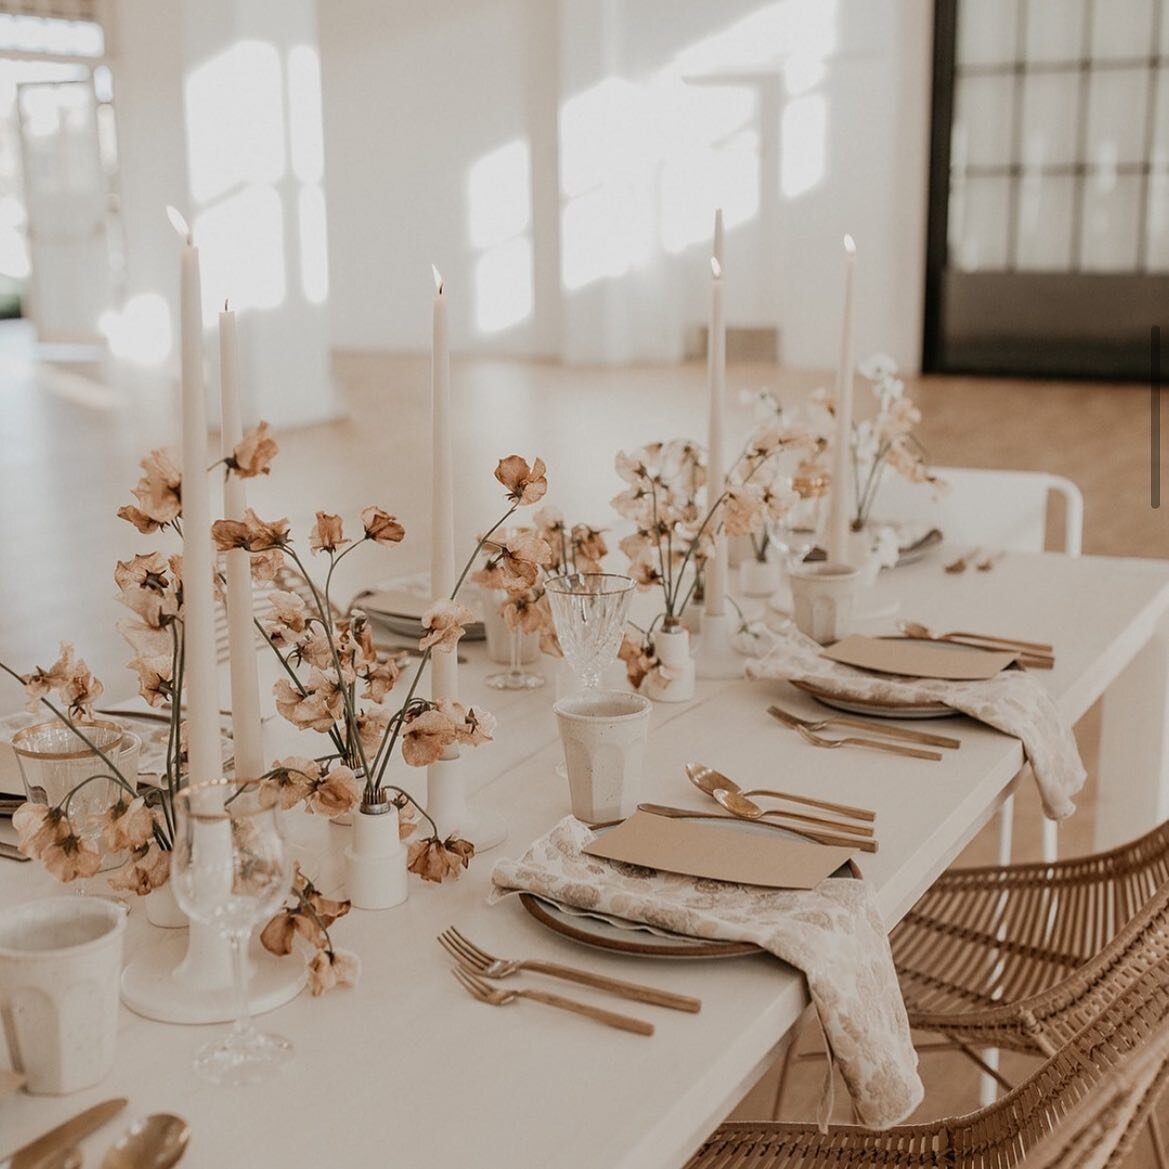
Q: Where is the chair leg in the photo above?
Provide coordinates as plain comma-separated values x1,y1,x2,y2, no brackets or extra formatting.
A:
978,796,1015,1105
1150,1112,1169,1169
1042,816,1058,864
771,1007,812,1120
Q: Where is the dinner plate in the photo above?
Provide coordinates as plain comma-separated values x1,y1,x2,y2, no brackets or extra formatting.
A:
518,817,857,960
791,677,957,719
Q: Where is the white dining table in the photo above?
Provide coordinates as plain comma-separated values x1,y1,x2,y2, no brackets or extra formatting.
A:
3,548,1169,1169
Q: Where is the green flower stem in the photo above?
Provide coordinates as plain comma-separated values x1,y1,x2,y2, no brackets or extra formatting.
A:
61,770,138,819
282,546,374,783
252,616,347,759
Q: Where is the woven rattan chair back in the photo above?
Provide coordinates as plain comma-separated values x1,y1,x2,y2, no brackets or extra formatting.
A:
685,956,1169,1169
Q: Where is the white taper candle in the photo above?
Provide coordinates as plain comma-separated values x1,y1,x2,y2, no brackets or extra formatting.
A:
169,206,221,789
827,234,857,563
218,304,264,781
704,237,727,618
430,266,457,706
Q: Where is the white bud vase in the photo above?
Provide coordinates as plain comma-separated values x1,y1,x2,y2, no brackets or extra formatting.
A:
347,799,409,910
739,558,781,597
643,626,696,703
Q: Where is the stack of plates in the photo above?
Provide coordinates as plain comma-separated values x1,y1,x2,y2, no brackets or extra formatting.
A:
352,580,486,641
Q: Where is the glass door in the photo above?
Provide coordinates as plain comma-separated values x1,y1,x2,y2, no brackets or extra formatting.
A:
924,0,1169,379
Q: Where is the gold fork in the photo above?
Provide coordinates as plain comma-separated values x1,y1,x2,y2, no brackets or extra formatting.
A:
439,928,700,1012
793,722,943,761
450,967,655,1035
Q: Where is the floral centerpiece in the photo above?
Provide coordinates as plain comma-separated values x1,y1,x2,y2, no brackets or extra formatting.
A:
6,435,551,898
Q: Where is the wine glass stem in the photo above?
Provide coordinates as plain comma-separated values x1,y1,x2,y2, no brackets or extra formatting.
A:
229,931,254,1037
508,627,523,681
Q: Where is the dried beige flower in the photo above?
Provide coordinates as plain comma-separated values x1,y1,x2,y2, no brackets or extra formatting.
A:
227,420,278,478
108,841,170,895
401,706,459,767
309,511,348,554
360,506,405,545
212,509,290,552
306,947,361,995
419,599,477,653
495,455,548,505
407,834,475,882
100,794,156,851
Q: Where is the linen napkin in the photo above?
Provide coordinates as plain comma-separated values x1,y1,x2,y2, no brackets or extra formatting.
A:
746,626,1086,820
490,816,924,1130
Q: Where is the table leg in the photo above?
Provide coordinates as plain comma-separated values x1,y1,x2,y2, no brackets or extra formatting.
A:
1096,615,1169,851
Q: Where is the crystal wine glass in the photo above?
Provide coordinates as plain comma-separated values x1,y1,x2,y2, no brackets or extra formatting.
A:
768,465,830,569
171,779,293,1085
544,573,635,689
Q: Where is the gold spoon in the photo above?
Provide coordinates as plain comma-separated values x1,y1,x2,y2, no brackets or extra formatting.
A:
711,789,878,853
685,761,875,823
101,1115,190,1169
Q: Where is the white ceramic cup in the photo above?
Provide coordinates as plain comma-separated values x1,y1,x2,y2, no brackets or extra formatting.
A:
0,897,126,1094
553,690,651,824
788,562,860,645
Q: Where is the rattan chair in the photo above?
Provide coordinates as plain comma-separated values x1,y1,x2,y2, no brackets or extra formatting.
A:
685,951,1169,1169
773,821,1169,1153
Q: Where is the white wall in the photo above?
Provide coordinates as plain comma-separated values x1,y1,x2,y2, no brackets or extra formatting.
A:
318,0,934,370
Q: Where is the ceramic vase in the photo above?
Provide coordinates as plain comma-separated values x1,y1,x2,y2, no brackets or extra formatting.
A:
643,626,696,704
739,557,781,597
845,526,882,591
346,798,409,910
479,585,539,665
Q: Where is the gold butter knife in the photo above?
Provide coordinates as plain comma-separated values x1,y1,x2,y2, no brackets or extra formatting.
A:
10,1098,127,1169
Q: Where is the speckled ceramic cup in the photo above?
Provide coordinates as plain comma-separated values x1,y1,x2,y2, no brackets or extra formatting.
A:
553,690,651,824
0,897,126,1094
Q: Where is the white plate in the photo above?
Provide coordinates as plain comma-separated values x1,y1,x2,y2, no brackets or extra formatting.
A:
518,816,856,960
791,676,957,720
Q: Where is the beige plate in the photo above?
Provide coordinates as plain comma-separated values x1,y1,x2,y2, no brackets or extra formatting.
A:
791,678,956,720
518,818,859,960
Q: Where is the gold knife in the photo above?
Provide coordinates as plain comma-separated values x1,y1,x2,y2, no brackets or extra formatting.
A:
10,1098,127,1169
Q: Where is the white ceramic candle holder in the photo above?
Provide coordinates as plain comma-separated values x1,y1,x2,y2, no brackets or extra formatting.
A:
694,612,745,680
427,755,507,851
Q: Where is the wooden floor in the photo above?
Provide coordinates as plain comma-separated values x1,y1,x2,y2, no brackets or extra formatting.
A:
0,320,1164,1156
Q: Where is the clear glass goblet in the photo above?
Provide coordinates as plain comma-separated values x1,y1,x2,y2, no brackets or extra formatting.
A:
544,573,635,689
12,719,127,896
768,467,830,569
171,779,293,1086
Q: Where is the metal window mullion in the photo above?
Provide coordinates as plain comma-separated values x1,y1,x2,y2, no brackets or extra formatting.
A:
1069,0,1096,272
1136,2,1164,272
1006,0,1028,270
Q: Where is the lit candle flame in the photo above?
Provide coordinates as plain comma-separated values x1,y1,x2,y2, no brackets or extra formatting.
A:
166,205,191,243
432,264,443,296
711,257,722,279
843,233,856,256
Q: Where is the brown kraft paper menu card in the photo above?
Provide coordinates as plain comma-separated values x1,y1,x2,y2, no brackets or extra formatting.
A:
582,811,853,890
822,635,1018,681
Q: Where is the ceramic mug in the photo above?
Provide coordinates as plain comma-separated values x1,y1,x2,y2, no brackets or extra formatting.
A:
0,897,126,1094
788,562,859,645
553,690,651,824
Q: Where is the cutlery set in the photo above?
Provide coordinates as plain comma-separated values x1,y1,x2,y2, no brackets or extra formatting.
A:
441,926,700,1036
896,621,1055,668
6,1099,189,1169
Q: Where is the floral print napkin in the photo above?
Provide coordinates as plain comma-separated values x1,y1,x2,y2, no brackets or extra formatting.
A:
746,626,1086,820
490,816,923,1130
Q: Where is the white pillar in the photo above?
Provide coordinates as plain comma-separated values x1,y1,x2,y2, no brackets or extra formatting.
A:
179,0,340,429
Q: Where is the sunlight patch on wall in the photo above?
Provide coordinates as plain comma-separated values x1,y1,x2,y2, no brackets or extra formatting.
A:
475,236,532,333
298,184,329,304
288,45,325,185
469,138,531,249
185,40,286,206
99,293,171,366
781,93,826,198
194,186,286,321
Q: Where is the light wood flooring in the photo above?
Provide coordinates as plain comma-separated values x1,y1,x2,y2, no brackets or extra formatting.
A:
1,320,1165,1157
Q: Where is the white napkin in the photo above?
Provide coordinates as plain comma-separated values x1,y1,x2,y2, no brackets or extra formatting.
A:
746,626,1086,820
491,816,924,1130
